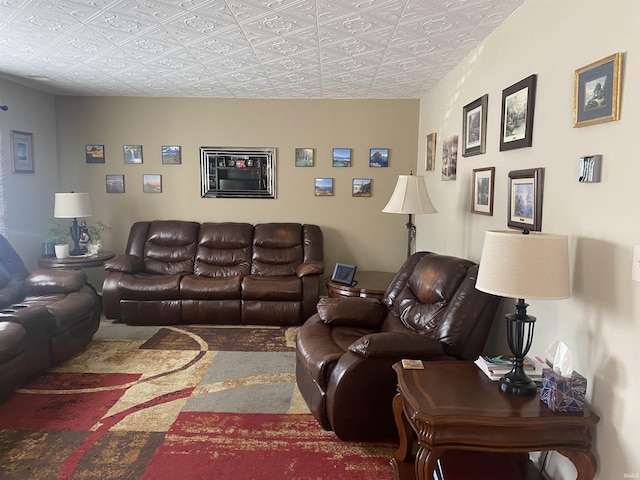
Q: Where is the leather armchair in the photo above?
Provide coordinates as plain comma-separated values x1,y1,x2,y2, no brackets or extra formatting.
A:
295,252,501,442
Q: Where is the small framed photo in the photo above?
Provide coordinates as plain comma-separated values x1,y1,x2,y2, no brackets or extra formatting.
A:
352,178,372,197
369,148,389,167
124,145,143,164
85,144,105,164
162,145,181,164
508,168,545,232
143,174,162,193
441,135,458,181
425,132,436,171
471,167,495,216
331,262,357,286
332,148,351,167
573,53,622,127
295,148,314,167
106,174,125,194
462,94,488,157
11,130,34,173
500,74,537,151
315,178,333,196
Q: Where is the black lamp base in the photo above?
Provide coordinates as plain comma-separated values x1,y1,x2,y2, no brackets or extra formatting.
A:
498,371,537,396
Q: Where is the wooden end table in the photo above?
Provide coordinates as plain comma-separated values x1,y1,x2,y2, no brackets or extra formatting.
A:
391,361,600,480
37,251,115,270
326,270,395,300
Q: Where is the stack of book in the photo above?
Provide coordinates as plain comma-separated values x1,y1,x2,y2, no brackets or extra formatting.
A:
474,355,547,382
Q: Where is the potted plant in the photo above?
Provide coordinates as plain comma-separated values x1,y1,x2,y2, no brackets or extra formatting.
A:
88,221,112,254
45,220,69,259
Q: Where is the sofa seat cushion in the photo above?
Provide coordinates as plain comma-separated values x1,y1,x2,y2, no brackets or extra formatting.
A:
0,321,27,363
0,281,25,310
24,289,98,333
118,273,181,300
180,275,241,300
242,275,301,301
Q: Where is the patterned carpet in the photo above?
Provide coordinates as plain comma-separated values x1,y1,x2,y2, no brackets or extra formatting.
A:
0,322,395,479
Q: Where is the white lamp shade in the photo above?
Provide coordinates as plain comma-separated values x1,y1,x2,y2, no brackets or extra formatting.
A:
54,192,93,218
382,175,438,214
476,230,571,300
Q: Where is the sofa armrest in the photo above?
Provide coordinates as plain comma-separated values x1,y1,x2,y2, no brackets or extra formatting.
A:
104,254,144,273
348,332,444,359
296,260,324,277
317,296,387,328
22,269,88,295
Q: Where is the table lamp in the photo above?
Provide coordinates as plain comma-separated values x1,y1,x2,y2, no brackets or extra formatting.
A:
54,192,92,256
383,172,438,258
475,230,570,396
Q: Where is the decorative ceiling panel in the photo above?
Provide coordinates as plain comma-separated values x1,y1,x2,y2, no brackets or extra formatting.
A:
0,0,526,98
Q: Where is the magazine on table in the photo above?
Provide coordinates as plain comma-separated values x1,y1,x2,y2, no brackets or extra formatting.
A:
474,355,547,381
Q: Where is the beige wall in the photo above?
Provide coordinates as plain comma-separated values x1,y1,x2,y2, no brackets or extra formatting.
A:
0,78,58,269
55,97,419,286
416,0,639,478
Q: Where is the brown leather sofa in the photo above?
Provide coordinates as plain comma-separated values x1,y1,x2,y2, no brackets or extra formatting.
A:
102,221,324,326
295,251,501,442
0,234,101,399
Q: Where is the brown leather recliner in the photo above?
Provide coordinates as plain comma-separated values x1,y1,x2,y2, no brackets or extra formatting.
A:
295,252,502,442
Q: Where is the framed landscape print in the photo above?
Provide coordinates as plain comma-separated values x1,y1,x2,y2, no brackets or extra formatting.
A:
161,145,181,164
573,53,622,127
369,148,388,167
507,168,545,232
332,148,351,167
11,130,34,173
471,167,495,215
500,75,537,151
123,145,143,164
315,178,333,196
425,132,436,171
462,95,488,157
352,178,372,197
295,148,314,167
143,174,162,193
85,144,105,164
106,174,125,193
441,135,458,181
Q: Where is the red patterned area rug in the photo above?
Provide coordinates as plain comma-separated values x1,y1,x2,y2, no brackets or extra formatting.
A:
0,322,395,479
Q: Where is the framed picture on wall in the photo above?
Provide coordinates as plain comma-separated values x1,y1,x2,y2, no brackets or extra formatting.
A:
123,145,143,164
425,132,436,171
352,178,372,197
573,52,622,127
500,75,537,151
11,130,34,173
471,167,495,216
315,178,333,196
143,174,162,193
507,168,545,232
332,148,351,167
441,135,458,181
106,174,125,193
369,148,389,167
462,94,488,157
85,144,105,164
295,148,314,167
162,145,181,164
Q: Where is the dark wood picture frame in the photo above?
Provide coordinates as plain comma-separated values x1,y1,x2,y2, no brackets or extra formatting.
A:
507,168,544,232
500,75,537,151
471,167,495,216
573,52,622,127
85,144,105,164
462,94,488,157
352,178,372,197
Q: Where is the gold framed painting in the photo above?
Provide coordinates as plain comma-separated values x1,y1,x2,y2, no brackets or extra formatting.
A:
573,52,622,127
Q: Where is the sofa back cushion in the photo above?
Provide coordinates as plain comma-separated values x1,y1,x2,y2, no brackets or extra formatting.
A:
194,223,253,278
143,221,199,275
251,223,303,277
392,253,474,335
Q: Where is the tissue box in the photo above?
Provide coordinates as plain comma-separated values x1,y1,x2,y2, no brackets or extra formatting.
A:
540,368,587,412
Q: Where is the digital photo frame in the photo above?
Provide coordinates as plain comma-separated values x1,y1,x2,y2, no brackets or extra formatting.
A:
331,263,357,286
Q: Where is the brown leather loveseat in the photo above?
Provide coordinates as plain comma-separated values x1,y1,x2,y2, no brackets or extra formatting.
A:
295,252,501,442
102,221,324,326
0,234,101,399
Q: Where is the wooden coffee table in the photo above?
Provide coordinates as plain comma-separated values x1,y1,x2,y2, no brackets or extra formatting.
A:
391,361,600,480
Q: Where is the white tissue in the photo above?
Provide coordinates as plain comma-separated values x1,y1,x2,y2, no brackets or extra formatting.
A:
545,340,574,376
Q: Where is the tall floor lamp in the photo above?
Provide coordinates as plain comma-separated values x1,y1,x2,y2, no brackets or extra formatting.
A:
475,230,571,396
54,192,92,256
383,173,438,258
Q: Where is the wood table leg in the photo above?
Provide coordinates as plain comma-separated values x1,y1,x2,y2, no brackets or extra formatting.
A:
415,445,443,480
557,448,597,480
393,393,413,462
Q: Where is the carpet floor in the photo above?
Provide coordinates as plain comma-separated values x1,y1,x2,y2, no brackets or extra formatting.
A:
0,322,395,479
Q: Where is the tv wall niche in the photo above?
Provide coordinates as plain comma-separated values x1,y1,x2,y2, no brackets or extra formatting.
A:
200,146,276,199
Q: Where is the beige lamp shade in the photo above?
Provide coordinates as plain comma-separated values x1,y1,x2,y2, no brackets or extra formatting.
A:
54,192,93,218
382,175,438,214
476,230,571,300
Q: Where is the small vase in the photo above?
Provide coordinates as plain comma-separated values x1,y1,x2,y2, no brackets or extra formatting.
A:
55,244,69,259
